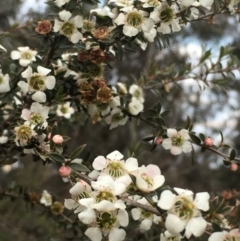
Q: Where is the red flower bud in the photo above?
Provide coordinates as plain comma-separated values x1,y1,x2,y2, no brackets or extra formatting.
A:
230,163,238,172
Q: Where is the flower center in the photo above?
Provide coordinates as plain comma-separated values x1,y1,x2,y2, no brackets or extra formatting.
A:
29,113,44,126
112,113,124,122
172,134,184,147
21,51,33,60
60,106,68,114
165,235,181,241
141,210,152,219
141,173,153,187
77,191,90,201
29,74,45,91
127,11,143,27
147,0,161,7
16,125,33,143
61,22,75,36
96,191,115,203
97,212,117,229
83,20,94,32
106,161,125,178
174,197,194,220
160,7,174,23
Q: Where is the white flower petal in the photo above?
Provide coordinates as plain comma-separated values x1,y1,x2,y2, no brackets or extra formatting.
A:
59,10,72,21
131,208,141,220
170,146,182,155
45,76,56,90
78,208,96,224
64,199,78,210
37,66,51,76
185,217,207,238
208,232,225,241
109,228,126,241
140,219,152,230
21,66,33,78
32,91,46,103
107,150,123,160
157,190,176,210
70,182,83,195
85,227,102,241
117,209,129,227
123,25,138,37
194,192,210,211
18,81,29,94
11,50,21,60
165,214,185,234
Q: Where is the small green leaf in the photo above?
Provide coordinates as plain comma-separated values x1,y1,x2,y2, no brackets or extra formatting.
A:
219,131,224,143
48,153,65,163
184,115,191,130
189,133,201,145
199,133,205,142
69,163,90,172
223,159,230,166
199,49,211,63
62,136,71,142
230,149,236,160
70,144,86,160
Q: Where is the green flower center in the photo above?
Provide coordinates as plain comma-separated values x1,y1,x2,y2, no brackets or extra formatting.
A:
160,7,174,23
60,106,68,114
141,173,153,187
147,0,161,7
112,113,123,122
21,51,33,60
61,22,75,36
96,191,115,203
141,210,152,219
29,113,44,126
172,134,184,147
16,125,33,142
174,197,194,220
106,161,125,178
83,20,94,32
166,235,181,241
29,74,45,91
97,212,117,229
127,11,143,27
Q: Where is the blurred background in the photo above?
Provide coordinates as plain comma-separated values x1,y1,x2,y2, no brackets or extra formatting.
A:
1,0,240,240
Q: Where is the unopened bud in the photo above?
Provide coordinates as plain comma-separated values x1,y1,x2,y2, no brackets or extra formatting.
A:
155,137,163,145
204,137,213,147
230,163,238,172
52,134,63,144
58,166,71,177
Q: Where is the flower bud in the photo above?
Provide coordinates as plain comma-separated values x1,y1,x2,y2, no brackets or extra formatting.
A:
52,134,63,144
230,163,238,172
58,166,71,177
204,137,213,147
50,201,64,215
155,136,163,145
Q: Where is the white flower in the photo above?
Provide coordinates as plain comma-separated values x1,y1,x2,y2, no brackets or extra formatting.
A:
198,0,214,10
135,164,165,193
108,0,134,8
55,0,70,7
90,6,115,18
160,231,182,241
19,66,56,103
21,102,50,128
157,188,210,238
139,0,161,8
128,99,144,115
114,8,154,37
53,10,83,43
105,108,128,129
0,70,10,93
209,229,240,241
11,47,37,67
0,130,8,144
56,102,75,118
40,190,52,206
162,129,192,155
92,150,138,186
85,210,128,241
129,84,144,103
131,197,161,230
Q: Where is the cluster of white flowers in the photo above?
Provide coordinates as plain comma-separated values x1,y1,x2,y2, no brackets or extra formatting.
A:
64,150,165,241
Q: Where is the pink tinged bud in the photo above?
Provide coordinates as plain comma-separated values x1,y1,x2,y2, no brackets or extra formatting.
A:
204,137,213,147
52,134,63,144
230,163,238,172
48,133,51,140
155,137,163,145
58,166,71,177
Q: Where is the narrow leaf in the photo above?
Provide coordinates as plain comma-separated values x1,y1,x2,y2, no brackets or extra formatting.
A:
69,163,90,172
48,153,65,163
189,133,201,145
230,149,236,160
70,144,86,160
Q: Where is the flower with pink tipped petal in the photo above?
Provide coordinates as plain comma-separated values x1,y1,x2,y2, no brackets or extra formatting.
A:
135,164,165,193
